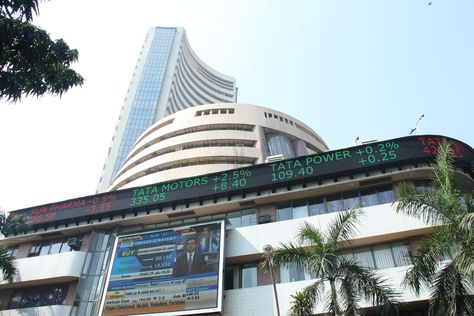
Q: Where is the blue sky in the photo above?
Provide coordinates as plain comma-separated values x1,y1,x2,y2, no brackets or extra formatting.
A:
0,0,473,211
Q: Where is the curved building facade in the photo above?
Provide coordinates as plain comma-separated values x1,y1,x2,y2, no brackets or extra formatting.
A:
109,103,329,191
97,27,237,193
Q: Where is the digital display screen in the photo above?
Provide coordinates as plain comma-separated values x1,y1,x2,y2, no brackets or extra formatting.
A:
100,221,224,316
10,135,474,225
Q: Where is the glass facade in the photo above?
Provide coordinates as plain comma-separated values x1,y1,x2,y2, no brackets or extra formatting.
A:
266,133,295,159
223,264,258,290
280,264,309,283
7,284,68,309
111,28,176,181
73,231,115,315
240,265,257,288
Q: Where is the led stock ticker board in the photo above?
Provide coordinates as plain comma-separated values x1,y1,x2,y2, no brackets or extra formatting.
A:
11,135,474,226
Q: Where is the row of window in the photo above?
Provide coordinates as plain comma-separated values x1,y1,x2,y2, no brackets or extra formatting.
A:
340,241,411,270
116,140,256,180
277,185,395,221
225,240,411,289
145,209,257,232
28,236,82,257
127,123,255,164
264,112,295,126
7,284,68,309
195,108,235,116
143,185,396,231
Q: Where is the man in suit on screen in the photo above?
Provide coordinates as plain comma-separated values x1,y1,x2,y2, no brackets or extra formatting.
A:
173,236,209,277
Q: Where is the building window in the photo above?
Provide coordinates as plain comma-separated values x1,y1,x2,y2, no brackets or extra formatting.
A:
226,209,256,228
308,198,325,216
326,195,345,213
224,266,237,290
276,207,292,221
266,133,295,159
28,236,83,257
224,264,258,289
376,185,395,204
390,241,412,266
6,246,18,258
360,188,379,207
372,244,395,269
241,264,257,288
292,204,308,219
7,284,68,309
353,247,376,269
277,205,308,221
280,264,308,283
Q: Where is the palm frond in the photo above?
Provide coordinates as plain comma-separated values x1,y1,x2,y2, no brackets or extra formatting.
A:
431,143,455,197
459,211,474,232
339,259,399,310
340,276,362,316
396,183,460,227
304,278,326,307
289,290,315,316
428,261,474,316
449,245,474,292
0,212,29,236
325,208,362,249
297,221,325,249
289,279,325,316
324,279,342,316
271,241,314,271
403,228,454,294
273,223,336,277
0,246,16,283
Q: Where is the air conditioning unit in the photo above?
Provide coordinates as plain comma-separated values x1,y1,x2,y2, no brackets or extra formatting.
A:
258,215,272,224
67,238,82,251
265,154,284,163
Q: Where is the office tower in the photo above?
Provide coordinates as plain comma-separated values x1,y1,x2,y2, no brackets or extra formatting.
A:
97,27,237,193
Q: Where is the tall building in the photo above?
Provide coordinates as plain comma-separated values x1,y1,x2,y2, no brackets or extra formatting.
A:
97,27,237,193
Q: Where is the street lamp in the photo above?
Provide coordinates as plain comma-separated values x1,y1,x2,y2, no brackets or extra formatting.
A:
263,244,281,316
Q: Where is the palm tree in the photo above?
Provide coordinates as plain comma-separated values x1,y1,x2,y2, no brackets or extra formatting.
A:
263,208,399,316
396,143,474,315
0,210,29,282
289,291,313,316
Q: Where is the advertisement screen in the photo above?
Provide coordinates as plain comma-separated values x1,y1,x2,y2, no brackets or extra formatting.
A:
101,221,224,316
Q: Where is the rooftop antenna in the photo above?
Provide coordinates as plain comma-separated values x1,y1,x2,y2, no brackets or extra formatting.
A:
354,136,360,145
410,113,425,135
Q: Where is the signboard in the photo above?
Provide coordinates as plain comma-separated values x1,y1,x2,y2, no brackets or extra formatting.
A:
100,221,225,316
10,135,474,226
